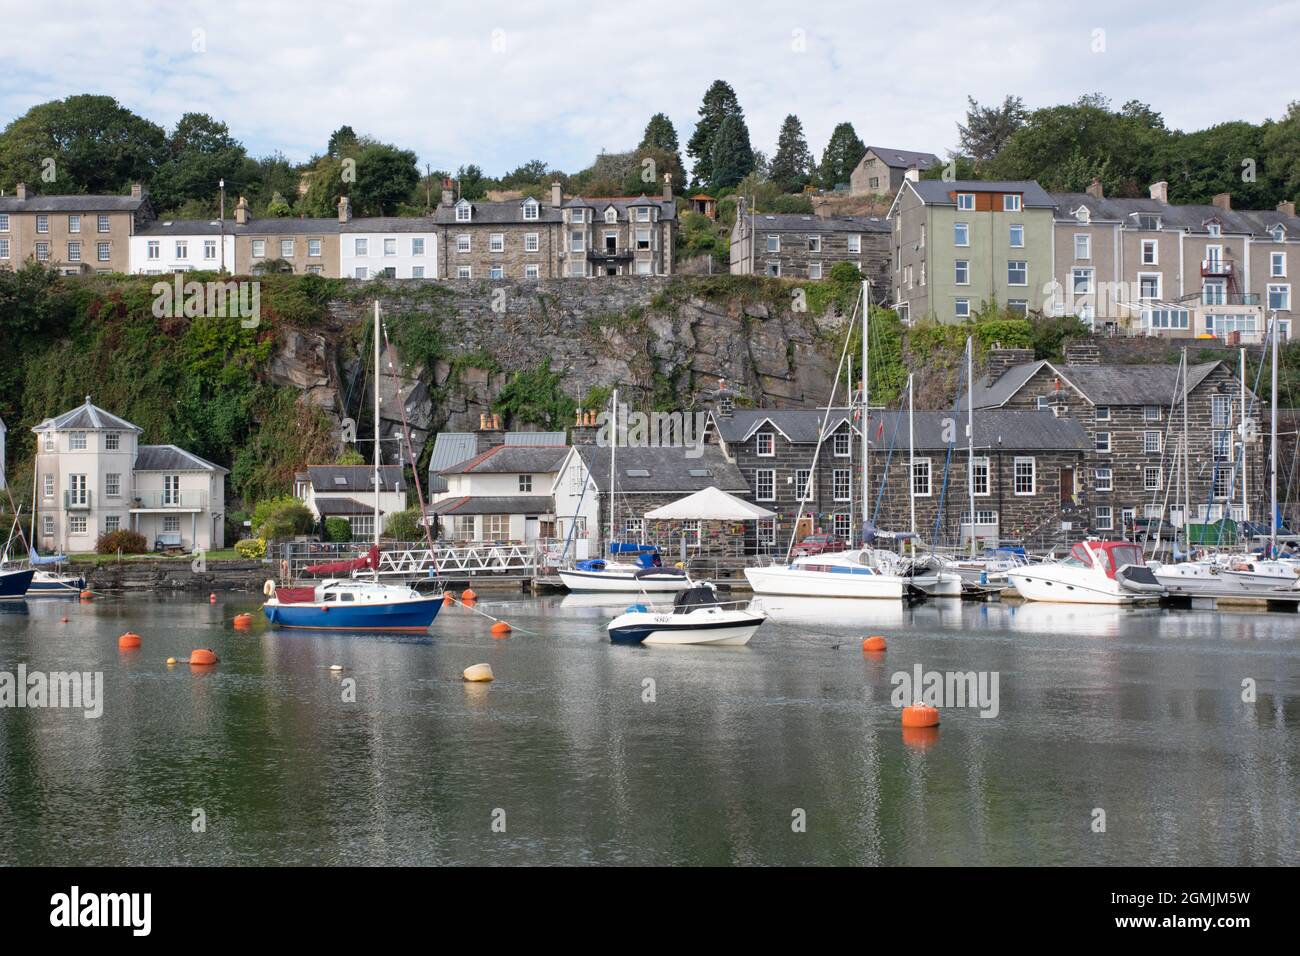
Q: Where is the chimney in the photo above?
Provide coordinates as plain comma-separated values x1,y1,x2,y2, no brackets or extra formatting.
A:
984,346,1035,384
475,412,505,453
1212,192,1232,211
337,195,351,223
1149,181,1168,204
441,178,455,207
15,182,27,200
1086,178,1104,199
130,182,143,199
550,182,563,208
662,173,673,201
1063,341,1101,366
1278,200,1296,219
234,196,249,226
904,167,920,183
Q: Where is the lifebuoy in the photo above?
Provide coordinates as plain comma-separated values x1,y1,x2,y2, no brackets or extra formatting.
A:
263,579,276,597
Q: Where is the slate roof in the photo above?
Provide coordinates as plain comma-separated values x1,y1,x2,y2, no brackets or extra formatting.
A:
0,194,147,212
714,407,857,444
427,495,554,516
433,201,563,224
32,397,141,433
316,497,384,516
426,433,479,493
907,179,1056,208
865,147,940,171
440,444,569,475
136,218,341,236
307,465,404,493
135,445,228,473
564,196,677,221
751,213,889,233
569,444,748,493
1050,192,1300,238
966,361,1224,409
343,217,439,233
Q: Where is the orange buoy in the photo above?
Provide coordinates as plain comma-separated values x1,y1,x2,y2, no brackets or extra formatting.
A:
118,632,141,649
901,702,940,728
189,648,219,666
491,621,512,637
442,592,454,605
59,616,69,624
209,593,217,604
902,725,940,750
79,590,93,601
461,588,477,601
233,613,253,629
862,635,887,653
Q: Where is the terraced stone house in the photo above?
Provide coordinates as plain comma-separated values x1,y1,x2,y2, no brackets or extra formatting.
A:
729,200,890,290
0,182,153,274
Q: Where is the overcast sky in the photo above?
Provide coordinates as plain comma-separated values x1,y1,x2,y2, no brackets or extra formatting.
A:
1,0,1295,177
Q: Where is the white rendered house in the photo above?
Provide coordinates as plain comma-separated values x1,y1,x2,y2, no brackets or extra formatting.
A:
339,221,438,279
294,465,407,538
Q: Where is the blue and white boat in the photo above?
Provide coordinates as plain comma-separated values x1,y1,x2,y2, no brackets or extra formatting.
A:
23,549,85,596
0,567,36,600
559,544,693,593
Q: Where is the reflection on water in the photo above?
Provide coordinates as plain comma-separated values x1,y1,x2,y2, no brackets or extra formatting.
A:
0,591,1296,865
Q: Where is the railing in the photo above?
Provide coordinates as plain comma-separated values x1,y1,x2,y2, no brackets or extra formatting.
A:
130,490,208,509
280,540,543,581
63,490,91,510
1201,259,1234,276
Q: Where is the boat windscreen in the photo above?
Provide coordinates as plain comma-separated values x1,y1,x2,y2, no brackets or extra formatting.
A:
673,586,716,612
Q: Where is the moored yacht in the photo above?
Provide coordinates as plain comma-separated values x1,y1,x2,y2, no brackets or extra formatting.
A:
1008,540,1164,605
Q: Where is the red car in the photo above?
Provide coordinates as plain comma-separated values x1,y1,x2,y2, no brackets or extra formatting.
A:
792,534,846,557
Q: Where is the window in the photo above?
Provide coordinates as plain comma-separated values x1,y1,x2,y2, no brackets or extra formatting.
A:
1072,268,1093,294
1271,252,1286,277
203,240,216,260
1095,431,1111,453
1003,194,1022,212
251,239,266,258
1013,457,1035,495
603,207,617,224
833,469,851,501
518,474,533,493
353,238,368,256
43,432,55,452
1094,468,1112,492
570,209,585,224
68,214,81,233
1007,299,1029,316
682,519,701,547
1074,234,1091,259
97,214,110,233
847,235,861,254
0,239,8,259
1144,431,1161,453
42,515,54,537
971,457,989,496
912,458,932,496
455,203,471,222
766,235,780,253
765,261,782,277
0,213,8,231
636,260,652,275
355,267,368,279
69,432,86,450
1203,279,1227,305
104,515,120,533
833,431,850,457
757,517,776,549
307,265,324,275
955,260,969,285
808,262,822,279
754,468,775,501
105,432,120,450
105,473,121,496
1036,395,1049,410
1272,226,1286,242
147,240,160,260
280,239,294,258
570,230,585,253
806,235,822,253
456,234,471,253
956,193,975,211
522,200,538,221
67,241,80,262
36,214,48,233
1144,467,1162,491
308,239,322,257
1267,284,1290,311
490,233,504,253
1211,394,1230,428
35,241,49,261
624,517,644,542
490,265,504,279
69,515,87,535
1141,240,1158,265
67,474,87,505
43,474,54,497
1095,506,1113,530
1213,430,1231,461
411,266,424,279
1139,273,1162,299
525,264,540,279
756,431,775,456
1207,223,1221,237
955,298,970,319
833,513,853,541
953,222,969,246
457,266,471,279
163,475,180,506
1007,260,1027,285
636,228,651,250
525,233,539,252
796,469,812,501
1009,224,1024,247
1213,464,1233,499
1143,307,1189,330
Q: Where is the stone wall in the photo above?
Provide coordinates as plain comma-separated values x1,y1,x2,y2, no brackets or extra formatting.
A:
83,558,270,592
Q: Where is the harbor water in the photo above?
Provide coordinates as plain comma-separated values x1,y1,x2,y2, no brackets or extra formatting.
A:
0,592,1296,865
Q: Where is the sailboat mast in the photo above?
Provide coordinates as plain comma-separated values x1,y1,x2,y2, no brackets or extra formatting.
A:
860,280,870,544
907,374,916,540
609,388,617,553
1271,314,1279,557
1240,346,1248,529
1182,350,1190,547
967,335,976,559
373,300,381,582
30,453,38,557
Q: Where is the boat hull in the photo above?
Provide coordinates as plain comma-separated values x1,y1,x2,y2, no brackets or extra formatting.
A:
1007,570,1139,605
743,564,905,599
0,568,36,600
608,612,764,645
263,595,443,632
559,569,693,592
1218,570,1300,592
25,572,86,596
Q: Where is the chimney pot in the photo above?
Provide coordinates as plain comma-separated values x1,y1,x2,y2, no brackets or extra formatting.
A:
1149,181,1169,204
441,180,455,207
1212,192,1232,211
904,167,920,183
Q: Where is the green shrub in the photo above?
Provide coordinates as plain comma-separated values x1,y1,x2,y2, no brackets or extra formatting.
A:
251,496,315,540
96,529,147,555
324,517,353,542
382,507,424,541
234,538,267,559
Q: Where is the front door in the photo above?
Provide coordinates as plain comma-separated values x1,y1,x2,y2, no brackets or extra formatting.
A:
1060,467,1075,505
525,517,539,542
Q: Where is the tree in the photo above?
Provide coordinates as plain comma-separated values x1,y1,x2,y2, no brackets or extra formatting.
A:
957,95,1028,164
352,143,419,215
817,122,866,190
266,191,292,217
252,496,315,540
1261,102,1300,207
456,163,488,201
382,507,424,541
1159,121,1274,207
686,80,743,189
323,517,353,542
0,94,167,195
621,146,685,196
769,114,815,193
709,115,755,192
149,112,247,213
641,113,680,154
327,125,358,157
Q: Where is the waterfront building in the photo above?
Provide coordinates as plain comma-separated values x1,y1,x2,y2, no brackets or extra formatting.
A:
729,200,890,290
294,465,406,539
428,436,568,543
0,182,153,275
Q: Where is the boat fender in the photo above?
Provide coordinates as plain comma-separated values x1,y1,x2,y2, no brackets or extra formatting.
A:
263,579,276,597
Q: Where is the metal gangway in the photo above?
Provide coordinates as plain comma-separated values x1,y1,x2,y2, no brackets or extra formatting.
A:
281,540,549,583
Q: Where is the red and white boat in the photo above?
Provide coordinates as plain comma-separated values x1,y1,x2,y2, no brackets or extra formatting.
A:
1008,540,1165,605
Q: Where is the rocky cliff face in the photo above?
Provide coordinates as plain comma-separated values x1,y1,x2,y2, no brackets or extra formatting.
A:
268,277,849,460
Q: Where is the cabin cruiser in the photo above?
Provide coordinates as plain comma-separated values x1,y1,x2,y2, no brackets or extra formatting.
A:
559,547,693,593
744,547,939,600
1151,559,1229,595
607,584,765,645
946,547,1033,586
263,576,443,632
1217,557,1300,592
1007,540,1164,605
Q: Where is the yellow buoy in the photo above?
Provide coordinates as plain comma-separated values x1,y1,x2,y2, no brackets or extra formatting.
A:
166,657,177,665
463,663,494,682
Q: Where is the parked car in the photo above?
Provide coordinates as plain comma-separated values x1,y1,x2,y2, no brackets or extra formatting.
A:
791,534,846,557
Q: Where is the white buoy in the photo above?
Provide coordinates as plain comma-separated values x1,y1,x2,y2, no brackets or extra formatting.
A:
463,663,494,683
329,664,343,671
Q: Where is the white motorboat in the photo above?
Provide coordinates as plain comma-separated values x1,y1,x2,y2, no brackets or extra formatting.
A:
607,585,765,645
1008,540,1165,605
559,558,693,593
744,549,924,600
1217,558,1300,592
1151,559,1231,594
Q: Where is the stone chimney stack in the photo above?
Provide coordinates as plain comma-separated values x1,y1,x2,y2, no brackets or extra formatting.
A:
984,346,1035,385
1063,341,1101,366
551,182,563,208
130,182,143,199
234,196,249,226
439,178,454,207
474,413,506,453
1149,181,1169,204
337,195,351,223
662,173,673,201
1086,178,1104,199
1212,192,1232,211
1278,200,1296,218
15,182,27,200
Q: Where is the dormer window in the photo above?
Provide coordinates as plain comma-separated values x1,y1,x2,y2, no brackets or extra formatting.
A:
1272,226,1286,242
1134,213,1161,231
1075,206,1090,223
604,207,617,224
522,199,538,221
455,200,472,222
1207,222,1221,237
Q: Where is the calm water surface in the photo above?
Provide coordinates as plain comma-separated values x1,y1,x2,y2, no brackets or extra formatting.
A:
0,590,1296,865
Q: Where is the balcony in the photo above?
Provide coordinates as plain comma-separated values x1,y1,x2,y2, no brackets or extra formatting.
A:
130,490,207,511
1201,258,1234,277
63,490,92,510
588,245,634,261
